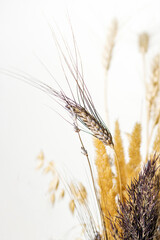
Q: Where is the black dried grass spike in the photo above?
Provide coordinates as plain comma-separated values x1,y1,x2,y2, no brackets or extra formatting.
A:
113,155,160,240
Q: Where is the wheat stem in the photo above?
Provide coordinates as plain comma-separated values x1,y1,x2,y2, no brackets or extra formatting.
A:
76,130,108,240
104,71,110,127
113,147,123,202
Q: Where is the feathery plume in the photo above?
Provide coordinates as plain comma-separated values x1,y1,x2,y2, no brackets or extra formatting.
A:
147,54,160,120
127,123,142,181
153,125,160,153
145,54,160,157
113,156,159,240
94,138,117,238
114,121,126,198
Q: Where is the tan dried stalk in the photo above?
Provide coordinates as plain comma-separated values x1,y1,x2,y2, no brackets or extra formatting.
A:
103,19,118,71
138,33,149,158
127,123,142,181
147,54,160,118
75,128,108,240
153,124,160,153
103,19,118,126
146,54,160,157
138,33,149,54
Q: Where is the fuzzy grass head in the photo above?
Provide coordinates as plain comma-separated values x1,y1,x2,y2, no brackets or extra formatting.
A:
114,155,160,240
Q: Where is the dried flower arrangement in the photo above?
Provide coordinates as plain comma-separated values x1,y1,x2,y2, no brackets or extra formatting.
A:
1,19,160,240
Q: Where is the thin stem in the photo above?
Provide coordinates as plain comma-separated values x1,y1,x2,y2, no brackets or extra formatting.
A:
104,71,110,127
142,52,149,159
147,122,156,160
76,129,108,240
112,146,123,203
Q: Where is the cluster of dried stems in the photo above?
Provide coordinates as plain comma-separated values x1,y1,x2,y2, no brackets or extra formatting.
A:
92,30,160,240
1,18,160,240
33,22,160,240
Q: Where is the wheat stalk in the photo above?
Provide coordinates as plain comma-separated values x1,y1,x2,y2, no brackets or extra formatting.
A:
103,19,118,71
145,54,160,157
103,19,118,126
138,33,149,54
66,103,114,146
0,23,117,240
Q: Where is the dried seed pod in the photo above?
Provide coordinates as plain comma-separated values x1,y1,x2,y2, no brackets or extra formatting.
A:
69,199,75,214
50,193,55,205
48,175,59,192
36,151,45,169
37,151,44,161
36,160,44,169
70,182,87,204
59,189,65,199
43,161,55,174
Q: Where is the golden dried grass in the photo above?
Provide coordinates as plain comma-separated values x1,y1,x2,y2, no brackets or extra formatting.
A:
138,33,149,54
127,123,142,182
153,125,160,153
114,121,126,197
94,138,117,238
103,19,118,71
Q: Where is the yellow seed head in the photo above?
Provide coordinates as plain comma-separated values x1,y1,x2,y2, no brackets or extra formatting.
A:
138,32,149,54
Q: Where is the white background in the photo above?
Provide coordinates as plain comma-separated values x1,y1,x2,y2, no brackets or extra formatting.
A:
0,0,160,239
